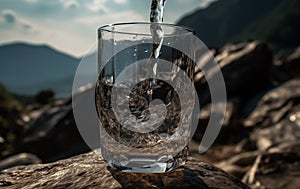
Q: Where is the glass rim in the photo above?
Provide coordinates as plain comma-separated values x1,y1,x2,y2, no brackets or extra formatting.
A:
98,22,195,37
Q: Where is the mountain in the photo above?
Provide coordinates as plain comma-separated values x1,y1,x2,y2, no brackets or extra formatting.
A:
177,0,300,49
0,43,80,97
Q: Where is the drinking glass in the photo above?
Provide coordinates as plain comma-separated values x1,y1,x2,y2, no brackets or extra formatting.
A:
96,22,196,173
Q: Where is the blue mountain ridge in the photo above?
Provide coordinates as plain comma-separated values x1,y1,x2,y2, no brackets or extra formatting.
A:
0,43,80,97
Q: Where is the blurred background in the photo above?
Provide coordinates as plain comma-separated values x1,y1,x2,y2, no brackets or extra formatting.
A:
0,0,299,188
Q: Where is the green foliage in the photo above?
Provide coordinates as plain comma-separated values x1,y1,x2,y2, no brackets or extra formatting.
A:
0,83,21,130
13,94,35,106
35,89,55,105
0,83,23,155
0,83,20,110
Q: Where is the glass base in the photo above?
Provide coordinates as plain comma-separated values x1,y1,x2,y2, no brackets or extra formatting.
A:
106,146,188,173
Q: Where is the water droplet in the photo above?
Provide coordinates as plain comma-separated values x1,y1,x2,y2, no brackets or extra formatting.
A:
290,115,296,122
114,40,117,45
144,49,149,53
167,41,171,45
147,89,153,95
290,112,300,122
142,37,146,43
133,53,137,57
133,48,137,52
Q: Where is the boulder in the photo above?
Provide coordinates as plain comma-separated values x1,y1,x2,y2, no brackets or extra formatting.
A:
18,99,90,162
272,49,294,83
244,79,300,128
216,141,300,189
271,46,300,83
0,153,41,171
193,99,246,145
216,79,300,189
217,112,300,189
0,151,250,189
250,142,300,189
250,104,300,151
194,41,273,104
281,46,300,78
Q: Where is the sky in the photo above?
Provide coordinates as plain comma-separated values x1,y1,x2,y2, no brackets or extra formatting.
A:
0,0,216,57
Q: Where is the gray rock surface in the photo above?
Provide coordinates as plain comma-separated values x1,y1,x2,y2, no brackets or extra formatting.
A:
193,99,246,145
0,153,41,171
216,78,300,189
244,79,300,128
0,151,250,189
194,41,273,104
282,46,300,78
250,105,300,151
19,98,91,162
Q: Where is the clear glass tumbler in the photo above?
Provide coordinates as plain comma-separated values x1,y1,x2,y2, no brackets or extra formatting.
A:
96,22,196,173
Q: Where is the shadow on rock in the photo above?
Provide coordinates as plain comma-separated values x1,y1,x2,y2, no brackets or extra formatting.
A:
108,166,209,189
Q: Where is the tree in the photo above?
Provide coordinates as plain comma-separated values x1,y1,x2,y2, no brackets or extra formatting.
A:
35,89,55,105
0,83,22,154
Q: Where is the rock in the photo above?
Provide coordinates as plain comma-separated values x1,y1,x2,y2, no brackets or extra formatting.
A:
0,153,41,171
194,41,273,104
193,99,247,145
18,98,90,163
189,140,249,164
245,103,300,188
250,142,300,189
250,104,300,151
271,46,300,83
282,46,300,78
244,79,300,128
216,110,300,189
272,49,294,83
0,151,250,189
215,80,300,189
215,141,300,189
216,151,259,179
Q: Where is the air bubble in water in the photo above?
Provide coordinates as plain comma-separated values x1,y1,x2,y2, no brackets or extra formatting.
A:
147,89,153,95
